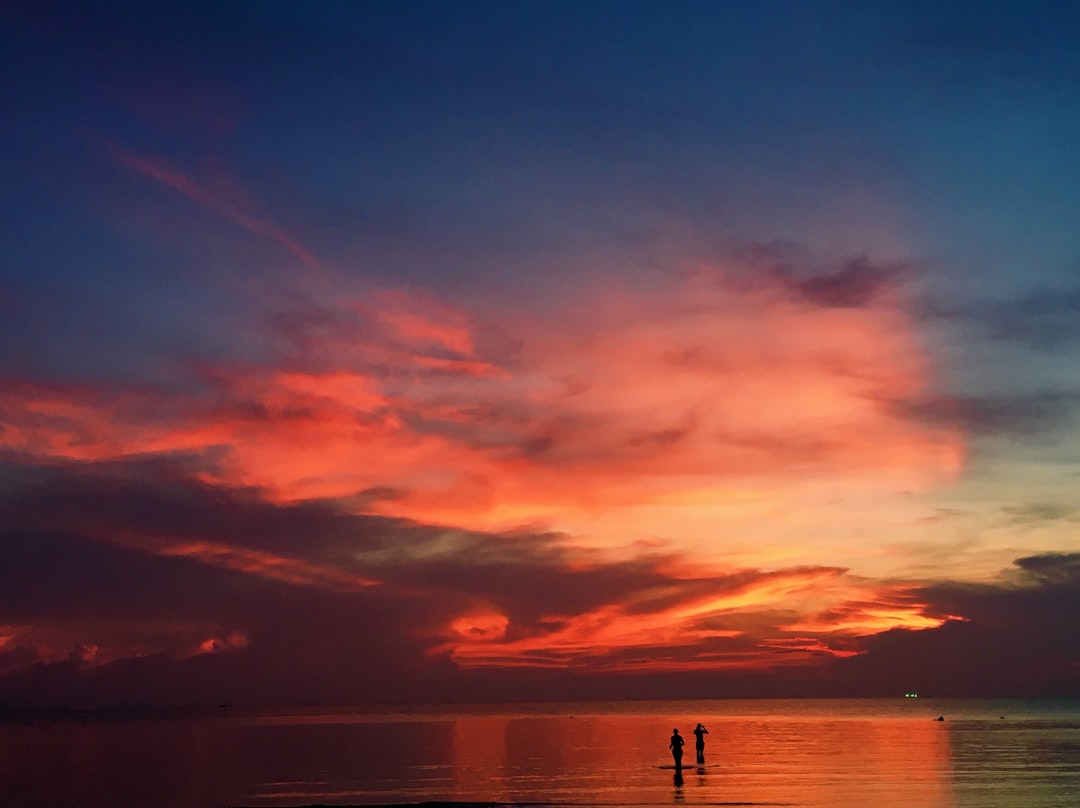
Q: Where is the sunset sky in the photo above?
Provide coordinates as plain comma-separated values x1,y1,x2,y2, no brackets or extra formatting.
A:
2,1,1079,707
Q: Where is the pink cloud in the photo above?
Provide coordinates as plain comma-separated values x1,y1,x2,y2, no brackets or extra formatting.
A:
0,263,964,545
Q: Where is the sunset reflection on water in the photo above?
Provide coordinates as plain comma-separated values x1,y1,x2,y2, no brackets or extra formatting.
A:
445,706,954,807
0,700,1077,807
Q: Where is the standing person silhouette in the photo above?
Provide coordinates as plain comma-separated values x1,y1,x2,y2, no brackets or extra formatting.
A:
669,728,685,771
693,723,708,764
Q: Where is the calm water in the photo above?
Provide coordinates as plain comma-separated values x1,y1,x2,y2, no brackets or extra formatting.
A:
1,699,1078,807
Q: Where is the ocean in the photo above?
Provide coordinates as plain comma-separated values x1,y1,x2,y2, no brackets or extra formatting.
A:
0,699,1077,807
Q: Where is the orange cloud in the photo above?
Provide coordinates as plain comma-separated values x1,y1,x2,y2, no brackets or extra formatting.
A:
449,608,510,642
434,566,950,672
2,268,964,528
0,262,968,670
782,585,968,635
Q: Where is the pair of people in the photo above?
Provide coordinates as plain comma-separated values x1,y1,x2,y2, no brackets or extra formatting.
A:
669,723,708,767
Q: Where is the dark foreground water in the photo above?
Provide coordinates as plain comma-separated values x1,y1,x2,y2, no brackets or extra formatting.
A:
1,699,1078,807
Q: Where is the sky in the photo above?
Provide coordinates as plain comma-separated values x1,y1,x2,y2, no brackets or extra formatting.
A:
1,1,1079,708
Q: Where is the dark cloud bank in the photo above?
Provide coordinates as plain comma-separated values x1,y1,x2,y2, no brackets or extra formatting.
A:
1,461,1077,710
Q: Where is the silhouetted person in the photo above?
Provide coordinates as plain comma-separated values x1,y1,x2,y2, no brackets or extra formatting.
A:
669,728,685,770
693,723,708,763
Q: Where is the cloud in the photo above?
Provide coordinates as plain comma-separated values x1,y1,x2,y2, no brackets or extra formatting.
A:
829,553,1080,697
983,287,1080,350
108,145,323,275
887,389,1080,439
920,282,1080,352
0,255,964,554
0,212,990,703
710,242,914,304
1013,551,1080,586
1000,502,1078,526
0,460,947,693
0,462,465,704
2,452,1077,704
435,565,906,672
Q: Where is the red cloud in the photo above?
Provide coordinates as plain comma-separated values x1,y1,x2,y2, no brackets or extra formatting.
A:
0,259,970,676
434,566,952,672
0,264,964,547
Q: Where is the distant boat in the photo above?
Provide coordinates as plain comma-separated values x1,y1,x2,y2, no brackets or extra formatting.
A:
904,692,919,698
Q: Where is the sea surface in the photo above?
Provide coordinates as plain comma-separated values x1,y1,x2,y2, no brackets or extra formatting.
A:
1,698,1078,807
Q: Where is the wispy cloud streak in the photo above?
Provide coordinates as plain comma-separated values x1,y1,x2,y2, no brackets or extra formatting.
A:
110,146,323,275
